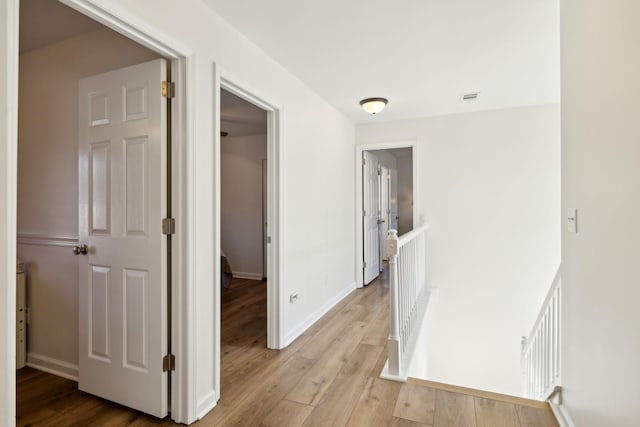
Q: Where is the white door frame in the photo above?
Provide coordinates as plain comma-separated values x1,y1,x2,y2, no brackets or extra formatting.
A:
216,72,284,352
1,0,195,423
355,141,419,288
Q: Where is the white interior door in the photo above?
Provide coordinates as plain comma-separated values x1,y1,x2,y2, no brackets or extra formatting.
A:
379,166,390,262
78,59,168,417
389,169,399,233
363,151,380,285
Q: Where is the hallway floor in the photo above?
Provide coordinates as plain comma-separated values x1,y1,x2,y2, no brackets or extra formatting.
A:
16,273,558,426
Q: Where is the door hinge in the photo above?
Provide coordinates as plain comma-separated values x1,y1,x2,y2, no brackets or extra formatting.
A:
363,261,367,268
162,81,175,98
363,209,367,217
162,354,175,372
162,218,175,235
363,159,366,166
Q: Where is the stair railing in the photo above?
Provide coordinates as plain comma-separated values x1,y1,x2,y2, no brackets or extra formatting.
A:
522,266,562,401
381,224,430,382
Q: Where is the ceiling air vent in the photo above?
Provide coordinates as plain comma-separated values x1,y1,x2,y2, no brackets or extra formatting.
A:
461,92,480,102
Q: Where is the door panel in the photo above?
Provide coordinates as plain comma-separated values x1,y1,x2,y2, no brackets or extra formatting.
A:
389,169,399,232
363,151,380,285
78,59,167,417
379,166,390,262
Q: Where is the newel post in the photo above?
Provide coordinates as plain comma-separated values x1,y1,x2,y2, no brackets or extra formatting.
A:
386,229,401,376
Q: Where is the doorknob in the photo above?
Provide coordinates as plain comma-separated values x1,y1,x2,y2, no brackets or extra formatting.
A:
377,219,386,224
73,244,88,255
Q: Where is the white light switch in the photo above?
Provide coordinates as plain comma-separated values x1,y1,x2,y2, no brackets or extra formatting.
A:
567,208,577,233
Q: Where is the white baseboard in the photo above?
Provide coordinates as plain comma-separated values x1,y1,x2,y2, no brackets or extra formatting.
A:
233,272,264,280
26,352,78,381
196,389,218,420
549,401,576,427
283,282,356,347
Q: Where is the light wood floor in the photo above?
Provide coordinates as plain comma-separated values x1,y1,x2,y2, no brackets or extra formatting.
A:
17,274,559,427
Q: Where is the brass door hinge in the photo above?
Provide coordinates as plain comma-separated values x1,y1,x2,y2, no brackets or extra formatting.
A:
162,354,175,372
162,218,175,235
162,81,175,98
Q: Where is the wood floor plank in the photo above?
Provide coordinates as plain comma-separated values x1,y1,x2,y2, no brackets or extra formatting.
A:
433,389,477,427
393,382,436,425
302,343,383,427
475,397,520,427
208,355,315,426
297,305,366,360
515,404,560,427
346,377,402,427
361,306,389,346
391,417,431,427
408,377,548,409
286,320,368,405
260,399,314,427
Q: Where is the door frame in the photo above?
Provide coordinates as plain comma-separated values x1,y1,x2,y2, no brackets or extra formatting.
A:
216,72,284,352
355,141,419,288
1,0,194,423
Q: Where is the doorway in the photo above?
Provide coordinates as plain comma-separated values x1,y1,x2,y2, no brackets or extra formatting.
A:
14,0,181,420
356,143,417,287
217,78,282,361
219,88,269,381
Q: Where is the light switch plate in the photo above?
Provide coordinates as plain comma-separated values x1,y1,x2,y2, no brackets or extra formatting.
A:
567,208,577,233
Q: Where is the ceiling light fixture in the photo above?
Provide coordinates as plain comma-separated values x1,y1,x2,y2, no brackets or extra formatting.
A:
360,97,388,115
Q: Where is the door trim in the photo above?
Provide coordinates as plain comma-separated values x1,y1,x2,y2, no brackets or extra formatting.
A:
355,141,419,288
0,1,20,424
217,71,284,348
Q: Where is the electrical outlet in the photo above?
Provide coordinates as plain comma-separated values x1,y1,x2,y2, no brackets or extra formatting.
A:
290,293,299,303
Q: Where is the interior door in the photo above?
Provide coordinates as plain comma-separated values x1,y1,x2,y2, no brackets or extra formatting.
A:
363,151,380,285
379,165,390,262
77,59,168,417
389,169,399,233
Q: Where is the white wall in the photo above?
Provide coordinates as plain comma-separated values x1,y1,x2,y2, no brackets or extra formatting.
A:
30,0,355,422
356,104,560,396
220,134,267,279
561,1,640,426
16,28,159,374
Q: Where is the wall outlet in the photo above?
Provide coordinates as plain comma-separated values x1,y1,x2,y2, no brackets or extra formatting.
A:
289,293,299,303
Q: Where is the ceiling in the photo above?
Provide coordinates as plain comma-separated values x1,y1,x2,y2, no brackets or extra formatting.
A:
202,0,560,123
221,89,268,137
19,0,102,53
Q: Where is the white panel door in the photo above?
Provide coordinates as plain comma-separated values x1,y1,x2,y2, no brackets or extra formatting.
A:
78,59,168,417
389,169,399,233
363,151,380,285
379,166,390,262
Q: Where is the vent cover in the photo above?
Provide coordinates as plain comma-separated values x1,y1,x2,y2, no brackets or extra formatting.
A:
461,92,480,102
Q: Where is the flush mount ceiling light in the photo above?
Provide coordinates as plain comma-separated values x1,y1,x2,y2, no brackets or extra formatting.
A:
360,97,388,115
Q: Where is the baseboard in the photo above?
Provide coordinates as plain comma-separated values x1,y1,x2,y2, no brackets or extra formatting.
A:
283,282,356,347
232,272,264,281
26,352,78,381
549,401,576,427
196,389,218,420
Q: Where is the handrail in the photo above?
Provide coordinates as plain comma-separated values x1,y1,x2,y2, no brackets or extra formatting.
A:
381,224,430,382
397,223,430,247
521,265,562,401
